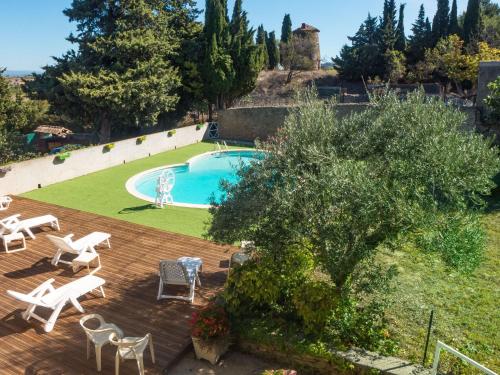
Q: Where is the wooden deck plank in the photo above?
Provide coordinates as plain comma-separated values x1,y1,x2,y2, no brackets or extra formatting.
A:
0,197,233,374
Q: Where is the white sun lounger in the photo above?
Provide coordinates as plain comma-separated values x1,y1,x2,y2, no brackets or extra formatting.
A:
47,232,111,267
0,213,60,240
0,196,12,211
7,275,106,333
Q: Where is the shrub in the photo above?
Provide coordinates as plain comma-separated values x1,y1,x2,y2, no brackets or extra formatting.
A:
325,297,396,354
190,303,230,341
485,76,500,122
416,213,486,274
223,245,314,317
292,280,339,334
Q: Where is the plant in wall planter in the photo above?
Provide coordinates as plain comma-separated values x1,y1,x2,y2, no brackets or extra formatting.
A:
56,152,71,161
167,130,176,137
104,143,115,151
137,135,147,144
190,303,230,365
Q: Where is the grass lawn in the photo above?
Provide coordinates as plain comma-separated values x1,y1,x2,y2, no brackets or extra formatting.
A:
380,196,500,372
22,141,499,372
22,142,243,238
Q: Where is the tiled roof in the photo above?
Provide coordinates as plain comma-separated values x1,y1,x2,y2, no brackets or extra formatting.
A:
293,23,320,33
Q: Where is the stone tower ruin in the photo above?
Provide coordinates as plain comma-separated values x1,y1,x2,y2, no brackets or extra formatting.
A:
292,23,321,70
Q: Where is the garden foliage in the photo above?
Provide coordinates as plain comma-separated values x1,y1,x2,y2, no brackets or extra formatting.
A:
211,88,499,352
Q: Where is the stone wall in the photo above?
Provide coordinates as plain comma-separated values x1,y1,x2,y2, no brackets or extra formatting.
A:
477,61,500,109
218,104,477,142
0,124,209,196
218,104,369,142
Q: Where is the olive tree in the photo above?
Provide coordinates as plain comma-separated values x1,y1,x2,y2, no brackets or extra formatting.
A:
207,89,499,290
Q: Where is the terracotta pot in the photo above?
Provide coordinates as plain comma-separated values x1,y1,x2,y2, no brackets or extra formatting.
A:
192,336,229,365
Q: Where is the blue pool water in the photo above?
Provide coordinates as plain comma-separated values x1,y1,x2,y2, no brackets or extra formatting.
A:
133,150,264,206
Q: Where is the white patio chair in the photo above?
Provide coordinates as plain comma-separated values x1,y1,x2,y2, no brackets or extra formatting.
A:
157,258,202,303
7,275,106,332
80,314,124,372
109,332,155,375
47,232,110,267
0,213,59,240
0,196,12,211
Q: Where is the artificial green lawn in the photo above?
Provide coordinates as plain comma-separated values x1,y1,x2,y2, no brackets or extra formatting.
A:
22,142,499,372
22,142,242,238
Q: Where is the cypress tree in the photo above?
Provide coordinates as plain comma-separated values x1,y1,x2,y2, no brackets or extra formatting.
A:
395,4,407,51
432,0,450,44
425,17,433,44
281,14,293,43
380,0,398,51
449,0,460,35
408,4,429,62
228,0,261,100
202,0,234,113
256,24,269,68
266,31,280,70
463,0,482,47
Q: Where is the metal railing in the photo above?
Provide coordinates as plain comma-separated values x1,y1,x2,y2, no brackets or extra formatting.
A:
432,341,497,375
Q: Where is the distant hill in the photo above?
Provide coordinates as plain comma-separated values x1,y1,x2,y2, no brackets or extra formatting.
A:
4,70,41,77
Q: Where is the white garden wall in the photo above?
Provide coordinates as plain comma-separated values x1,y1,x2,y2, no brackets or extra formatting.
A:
0,124,209,195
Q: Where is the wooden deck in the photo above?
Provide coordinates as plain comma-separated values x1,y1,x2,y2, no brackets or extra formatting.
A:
0,197,233,374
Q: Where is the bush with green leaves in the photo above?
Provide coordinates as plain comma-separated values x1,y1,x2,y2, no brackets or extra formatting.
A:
416,212,486,274
223,245,314,317
484,76,500,123
208,89,499,291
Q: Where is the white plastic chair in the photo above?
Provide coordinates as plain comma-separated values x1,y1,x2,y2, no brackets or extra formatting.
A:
109,332,155,375
6,275,106,332
0,196,12,211
157,258,202,303
80,314,124,372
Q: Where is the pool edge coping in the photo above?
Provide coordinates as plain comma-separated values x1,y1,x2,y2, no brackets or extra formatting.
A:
125,149,255,209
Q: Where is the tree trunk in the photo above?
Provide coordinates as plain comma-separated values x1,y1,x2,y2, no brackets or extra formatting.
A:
98,114,111,144
208,104,214,122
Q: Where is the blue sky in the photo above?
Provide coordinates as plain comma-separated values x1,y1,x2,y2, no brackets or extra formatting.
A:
0,0,474,71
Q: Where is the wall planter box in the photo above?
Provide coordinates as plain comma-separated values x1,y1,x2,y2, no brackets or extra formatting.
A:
0,166,12,175
56,152,71,161
104,143,115,151
136,135,147,144
192,337,229,365
167,130,176,137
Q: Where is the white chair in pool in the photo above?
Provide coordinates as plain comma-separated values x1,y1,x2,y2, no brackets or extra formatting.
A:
109,332,155,375
6,275,106,333
80,314,124,372
0,196,12,211
157,257,202,303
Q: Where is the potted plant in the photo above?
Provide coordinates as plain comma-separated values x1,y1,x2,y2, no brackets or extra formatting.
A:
190,303,230,364
167,130,176,137
196,123,204,130
0,165,12,175
137,135,147,144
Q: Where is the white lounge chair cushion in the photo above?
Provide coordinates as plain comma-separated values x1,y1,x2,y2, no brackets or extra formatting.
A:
72,232,111,249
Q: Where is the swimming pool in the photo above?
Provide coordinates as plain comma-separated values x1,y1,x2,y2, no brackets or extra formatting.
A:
126,150,264,208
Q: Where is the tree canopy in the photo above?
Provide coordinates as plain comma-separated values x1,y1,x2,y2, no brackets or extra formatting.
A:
208,89,499,289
